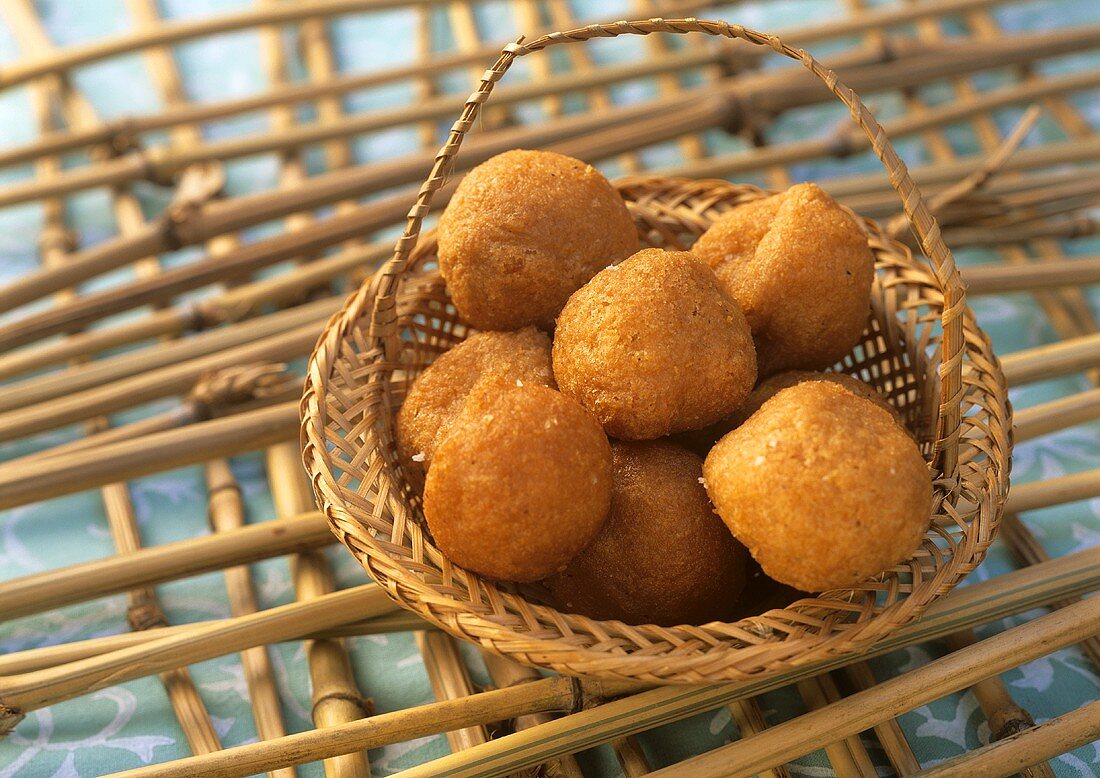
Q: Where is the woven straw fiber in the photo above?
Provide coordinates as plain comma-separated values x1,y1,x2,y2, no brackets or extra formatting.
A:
301,18,1012,684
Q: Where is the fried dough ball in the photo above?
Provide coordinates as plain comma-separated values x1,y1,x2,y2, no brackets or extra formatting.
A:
552,248,757,440
703,381,931,592
692,183,875,376
675,370,907,456
546,440,747,626
437,149,640,330
738,371,903,427
396,327,553,478
423,378,612,582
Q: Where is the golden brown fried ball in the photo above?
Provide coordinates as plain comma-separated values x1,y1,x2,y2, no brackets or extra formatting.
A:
703,381,931,592
738,371,903,426
674,370,907,456
692,183,875,376
545,440,747,626
553,248,757,440
423,377,612,582
395,327,554,478
437,149,640,330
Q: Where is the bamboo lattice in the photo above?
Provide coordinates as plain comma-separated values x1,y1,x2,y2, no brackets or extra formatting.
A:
0,0,1097,776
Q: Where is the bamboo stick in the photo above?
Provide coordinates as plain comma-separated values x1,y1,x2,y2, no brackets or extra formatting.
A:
268,442,372,778
0,304,194,383
0,0,455,91
206,459,295,778
0,584,397,724
479,651,585,778
963,254,1100,295
725,700,791,778
2,23,1095,215
10,1,224,753
1,387,1091,516
1001,332,1100,386
1013,388,1100,443
0,206,378,350
943,631,1052,770
795,677,877,778
1,539,1095,726
637,598,1100,778
0,43,504,170
110,676,638,778
610,733,652,777
0,611,428,676
1002,513,1100,669
759,33,878,767
0,0,1015,172
1007,470,1100,514
1,24,1094,324
16,363,299,465
0,240,383,383
0,0,1017,96
116,593,1100,778
962,2,1100,384
417,631,490,752
0,401,299,511
841,664,921,775
298,16,354,176
690,68,1100,182
879,12,1079,771
40,155,1098,389
932,217,1098,249
0,325,314,443
0,511,331,621
912,699,1100,778
405,12,497,757
0,297,333,414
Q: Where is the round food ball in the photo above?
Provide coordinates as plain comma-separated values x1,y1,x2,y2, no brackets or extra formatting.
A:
553,248,757,440
396,327,553,476
546,440,747,626
692,182,874,376
423,377,612,582
675,370,908,456
703,381,931,592
437,149,640,330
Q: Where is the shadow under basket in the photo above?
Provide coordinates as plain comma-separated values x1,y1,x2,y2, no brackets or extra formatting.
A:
301,18,1012,684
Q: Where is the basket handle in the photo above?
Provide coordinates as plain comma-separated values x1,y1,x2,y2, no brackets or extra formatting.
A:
363,18,966,475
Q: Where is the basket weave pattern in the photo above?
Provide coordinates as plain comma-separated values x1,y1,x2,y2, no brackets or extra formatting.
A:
302,19,1012,683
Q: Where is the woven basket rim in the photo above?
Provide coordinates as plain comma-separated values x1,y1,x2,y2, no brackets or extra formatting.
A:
301,18,1012,682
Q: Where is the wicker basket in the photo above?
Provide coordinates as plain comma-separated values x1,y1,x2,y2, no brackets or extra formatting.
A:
301,18,1012,684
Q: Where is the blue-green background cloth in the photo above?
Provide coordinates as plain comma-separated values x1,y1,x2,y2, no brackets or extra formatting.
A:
0,1,1098,775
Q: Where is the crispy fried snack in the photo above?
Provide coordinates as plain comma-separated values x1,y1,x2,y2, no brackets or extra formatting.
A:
396,327,554,479
703,381,931,592
692,183,874,376
553,248,757,440
437,149,639,330
546,440,747,626
674,369,907,455
423,378,612,582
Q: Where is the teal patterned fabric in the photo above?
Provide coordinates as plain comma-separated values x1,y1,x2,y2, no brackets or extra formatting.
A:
0,1,1098,776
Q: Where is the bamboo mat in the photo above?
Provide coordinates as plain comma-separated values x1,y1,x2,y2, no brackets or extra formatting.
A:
0,0,1098,776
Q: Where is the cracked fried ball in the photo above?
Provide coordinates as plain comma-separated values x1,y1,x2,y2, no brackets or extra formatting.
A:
396,327,553,478
552,248,757,440
437,149,639,330
423,377,612,582
546,440,747,626
703,380,931,592
692,183,874,376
